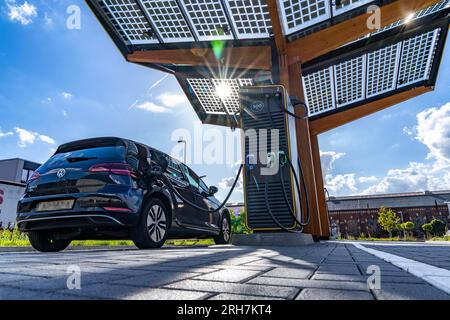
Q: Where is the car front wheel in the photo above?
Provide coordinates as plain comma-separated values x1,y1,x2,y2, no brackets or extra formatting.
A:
214,213,231,245
28,231,71,253
131,198,169,249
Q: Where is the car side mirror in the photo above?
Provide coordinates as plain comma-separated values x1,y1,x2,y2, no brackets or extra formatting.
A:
209,186,218,195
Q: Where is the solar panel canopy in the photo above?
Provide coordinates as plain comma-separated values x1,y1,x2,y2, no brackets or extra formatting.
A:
93,0,408,45
303,28,442,117
88,0,450,123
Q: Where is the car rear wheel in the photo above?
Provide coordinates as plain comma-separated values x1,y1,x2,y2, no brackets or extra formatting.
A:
214,212,231,245
131,198,169,249
28,231,71,253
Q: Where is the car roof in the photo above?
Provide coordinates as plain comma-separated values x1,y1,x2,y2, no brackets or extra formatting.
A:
56,136,176,164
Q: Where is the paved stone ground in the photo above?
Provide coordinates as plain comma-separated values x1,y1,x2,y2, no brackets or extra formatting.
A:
1,242,449,300
365,243,450,271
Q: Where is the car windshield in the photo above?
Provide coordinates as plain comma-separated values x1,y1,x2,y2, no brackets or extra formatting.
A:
38,146,126,173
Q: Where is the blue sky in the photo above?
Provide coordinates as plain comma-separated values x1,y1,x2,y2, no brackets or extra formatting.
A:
1,0,450,202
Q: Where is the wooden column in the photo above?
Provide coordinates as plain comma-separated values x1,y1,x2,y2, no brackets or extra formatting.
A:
288,63,330,238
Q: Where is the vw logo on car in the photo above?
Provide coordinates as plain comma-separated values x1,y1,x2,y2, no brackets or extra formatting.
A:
56,169,66,179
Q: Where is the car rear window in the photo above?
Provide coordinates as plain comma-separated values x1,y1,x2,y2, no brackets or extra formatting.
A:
38,146,126,173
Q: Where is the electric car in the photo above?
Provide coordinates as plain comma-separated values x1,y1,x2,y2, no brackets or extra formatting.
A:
16,137,231,252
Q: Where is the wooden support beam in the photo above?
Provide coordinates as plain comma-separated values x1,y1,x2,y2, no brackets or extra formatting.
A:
288,62,325,237
309,134,329,239
288,0,442,64
127,46,272,71
309,86,432,135
267,0,286,54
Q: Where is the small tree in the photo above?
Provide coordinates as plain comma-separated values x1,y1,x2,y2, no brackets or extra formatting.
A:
431,219,446,237
422,223,433,239
402,221,415,239
378,207,400,238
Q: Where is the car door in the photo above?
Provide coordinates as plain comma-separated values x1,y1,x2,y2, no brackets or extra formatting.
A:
162,157,194,226
179,164,212,230
198,177,221,231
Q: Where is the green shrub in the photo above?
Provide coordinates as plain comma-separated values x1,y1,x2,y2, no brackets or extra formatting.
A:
402,221,415,232
422,223,433,238
430,219,447,237
230,209,251,234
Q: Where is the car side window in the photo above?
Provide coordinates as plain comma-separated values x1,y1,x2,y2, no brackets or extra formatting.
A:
181,165,200,191
199,178,209,194
165,156,186,182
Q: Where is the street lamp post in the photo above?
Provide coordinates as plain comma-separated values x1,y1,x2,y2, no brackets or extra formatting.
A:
177,138,187,164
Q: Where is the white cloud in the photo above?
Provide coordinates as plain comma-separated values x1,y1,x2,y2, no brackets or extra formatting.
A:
43,12,53,26
14,127,55,147
0,130,13,138
403,126,414,136
38,134,55,144
156,93,188,108
325,174,358,193
219,173,243,193
320,151,345,175
362,103,450,195
320,151,358,194
358,176,378,183
416,102,450,163
61,92,73,100
6,0,37,25
362,162,450,194
135,101,171,113
14,127,36,147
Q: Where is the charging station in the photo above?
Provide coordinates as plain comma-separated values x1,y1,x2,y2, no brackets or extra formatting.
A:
240,86,301,231
85,0,450,241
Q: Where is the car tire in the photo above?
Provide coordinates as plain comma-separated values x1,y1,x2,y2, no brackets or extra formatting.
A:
214,212,231,245
28,231,71,253
131,198,170,249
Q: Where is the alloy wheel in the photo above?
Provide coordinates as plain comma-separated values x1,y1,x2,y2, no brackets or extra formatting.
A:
222,217,230,242
147,204,167,242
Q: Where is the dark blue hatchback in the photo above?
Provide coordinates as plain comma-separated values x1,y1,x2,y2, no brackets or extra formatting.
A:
17,137,231,252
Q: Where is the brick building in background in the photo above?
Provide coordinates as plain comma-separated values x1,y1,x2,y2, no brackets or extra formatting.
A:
327,191,450,238
227,191,450,238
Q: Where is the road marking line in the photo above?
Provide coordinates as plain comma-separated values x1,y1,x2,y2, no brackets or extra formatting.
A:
352,243,450,295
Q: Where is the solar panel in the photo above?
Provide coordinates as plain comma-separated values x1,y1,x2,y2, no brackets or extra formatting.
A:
224,0,272,39
179,0,234,41
303,26,443,117
187,78,224,114
98,0,158,45
333,55,366,107
366,43,401,98
138,0,194,43
302,67,336,116
279,0,331,35
371,0,450,36
397,29,441,88
342,0,449,47
332,0,373,16
187,78,253,115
